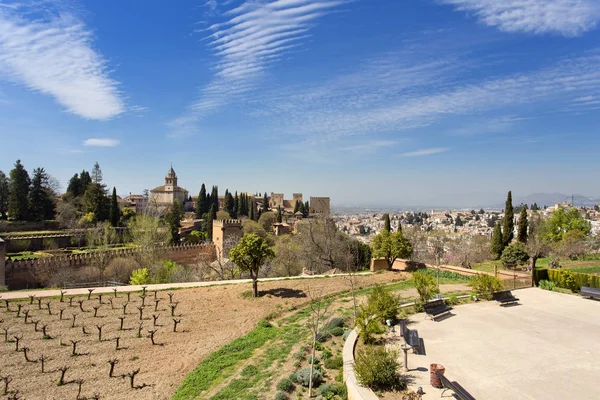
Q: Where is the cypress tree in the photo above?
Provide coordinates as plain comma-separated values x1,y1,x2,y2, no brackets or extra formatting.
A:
263,192,269,211
0,170,8,219
211,186,219,211
29,167,52,221
8,160,30,220
241,193,247,216
235,192,241,218
223,191,232,216
517,206,528,243
293,200,300,214
165,199,184,244
491,222,504,260
276,205,282,223
110,187,120,227
397,221,402,234
502,191,514,246
304,201,309,217
249,198,255,221
196,184,208,218
207,204,217,240
383,213,391,232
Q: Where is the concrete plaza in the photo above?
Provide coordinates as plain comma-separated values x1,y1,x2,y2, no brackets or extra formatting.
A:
401,288,600,399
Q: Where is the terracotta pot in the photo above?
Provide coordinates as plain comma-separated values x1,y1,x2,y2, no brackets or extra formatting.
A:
430,363,445,388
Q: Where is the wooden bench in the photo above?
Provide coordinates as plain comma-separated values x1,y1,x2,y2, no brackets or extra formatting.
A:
492,290,519,306
580,286,600,300
399,320,420,354
423,299,452,320
436,371,476,400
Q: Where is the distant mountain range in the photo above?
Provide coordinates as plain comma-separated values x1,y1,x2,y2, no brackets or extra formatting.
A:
332,192,600,213
513,193,600,208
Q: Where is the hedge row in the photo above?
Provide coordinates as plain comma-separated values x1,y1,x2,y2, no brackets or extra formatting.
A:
535,267,600,291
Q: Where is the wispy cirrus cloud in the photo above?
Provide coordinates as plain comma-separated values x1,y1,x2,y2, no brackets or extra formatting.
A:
341,140,400,153
83,138,120,147
400,147,450,157
252,50,600,143
439,0,600,36
169,0,346,137
0,2,124,120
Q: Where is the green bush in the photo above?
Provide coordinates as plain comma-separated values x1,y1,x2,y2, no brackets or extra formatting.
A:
546,268,600,291
323,318,344,330
356,306,385,344
308,355,320,365
324,356,343,370
354,345,405,391
293,350,307,361
468,274,504,300
538,280,556,291
321,349,333,360
276,377,295,393
412,270,440,304
294,368,323,387
329,327,344,337
274,391,288,400
129,268,150,285
342,330,351,341
318,383,338,397
500,242,530,269
446,295,459,305
365,285,401,323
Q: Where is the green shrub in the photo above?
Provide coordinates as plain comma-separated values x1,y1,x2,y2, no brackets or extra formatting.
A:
446,295,459,305
412,270,440,304
354,345,405,391
274,391,288,400
329,327,344,337
314,342,324,351
241,365,259,377
321,349,333,360
356,306,384,344
342,330,351,341
294,368,323,387
468,274,504,300
323,318,345,330
500,242,530,269
538,280,556,291
365,285,401,323
308,355,320,365
276,377,295,393
129,268,150,285
293,350,307,361
324,356,343,370
546,268,600,291
318,383,339,398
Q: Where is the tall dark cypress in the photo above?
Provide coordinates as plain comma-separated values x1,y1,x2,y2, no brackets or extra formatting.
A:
110,187,120,227
234,192,240,218
249,198,255,221
304,201,310,217
276,205,282,223
29,167,53,221
196,183,208,218
383,213,391,232
502,191,514,246
66,174,81,198
207,204,217,240
293,200,300,214
212,186,219,211
491,222,504,260
517,205,528,243
263,192,269,211
79,170,91,195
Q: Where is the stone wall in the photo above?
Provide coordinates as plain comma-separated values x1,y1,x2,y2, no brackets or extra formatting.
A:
309,197,331,217
0,239,5,287
4,243,212,290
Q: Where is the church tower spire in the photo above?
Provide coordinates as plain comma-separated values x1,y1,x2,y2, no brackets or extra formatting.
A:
165,164,178,190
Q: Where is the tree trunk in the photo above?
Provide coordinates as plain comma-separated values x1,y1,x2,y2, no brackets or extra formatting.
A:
308,333,317,398
530,255,538,287
251,269,259,297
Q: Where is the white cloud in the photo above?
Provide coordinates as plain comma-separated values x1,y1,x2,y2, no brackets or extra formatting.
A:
0,4,124,119
400,147,450,157
439,0,600,36
341,140,399,153
83,138,120,147
169,0,345,136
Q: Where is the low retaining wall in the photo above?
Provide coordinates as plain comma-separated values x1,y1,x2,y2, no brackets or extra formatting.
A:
343,329,379,400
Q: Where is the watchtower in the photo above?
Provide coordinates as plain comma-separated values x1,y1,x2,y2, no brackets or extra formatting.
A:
293,193,303,204
212,219,243,259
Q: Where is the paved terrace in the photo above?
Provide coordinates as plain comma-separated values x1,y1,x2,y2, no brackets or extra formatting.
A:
399,288,600,399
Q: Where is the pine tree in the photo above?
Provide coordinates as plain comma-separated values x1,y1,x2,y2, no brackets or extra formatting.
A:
517,206,528,243
82,163,109,222
207,204,217,240
491,222,504,260
502,191,514,247
263,192,269,211
91,162,103,184
0,170,8,219
66,174,81,198
110,187,120,227
29,168,53,221
383,213,391,232
79,170,91,194
8,160,30,220
276,205,282,223
196,184,208,219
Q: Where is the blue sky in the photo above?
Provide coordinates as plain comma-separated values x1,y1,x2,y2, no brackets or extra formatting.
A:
1,0,600,207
